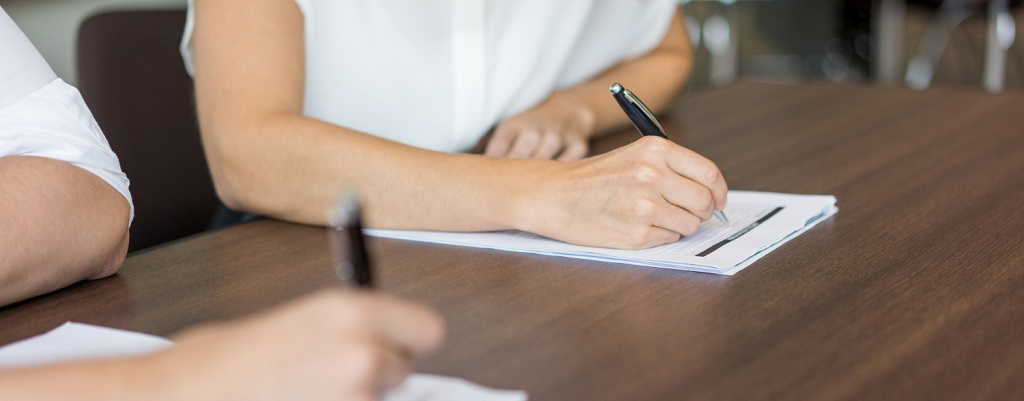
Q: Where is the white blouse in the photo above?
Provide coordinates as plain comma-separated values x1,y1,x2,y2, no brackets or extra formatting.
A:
181,0,677,153
0,8,134,222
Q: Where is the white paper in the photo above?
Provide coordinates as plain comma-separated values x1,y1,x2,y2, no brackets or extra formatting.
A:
0,323,527,401
368,191,837,275
0,322,172,369
384,374,527,401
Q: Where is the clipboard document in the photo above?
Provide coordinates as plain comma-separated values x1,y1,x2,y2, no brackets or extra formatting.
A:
368,191,837,275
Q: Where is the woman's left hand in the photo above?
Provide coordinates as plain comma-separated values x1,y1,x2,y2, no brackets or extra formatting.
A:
484,95,597,161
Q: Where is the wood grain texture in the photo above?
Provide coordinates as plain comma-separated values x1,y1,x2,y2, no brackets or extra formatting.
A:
3,82,1023,400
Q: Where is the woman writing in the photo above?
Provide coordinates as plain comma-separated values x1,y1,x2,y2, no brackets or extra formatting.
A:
182,0,728,249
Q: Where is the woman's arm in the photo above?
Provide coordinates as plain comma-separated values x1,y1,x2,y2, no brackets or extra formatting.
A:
192,0,529,231
192,0,724,249
0,290,443,401
485,10,693,160
0,156,129,307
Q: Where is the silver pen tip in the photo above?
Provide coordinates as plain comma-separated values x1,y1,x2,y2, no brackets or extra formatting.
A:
714,211,729,225
609,83,623,94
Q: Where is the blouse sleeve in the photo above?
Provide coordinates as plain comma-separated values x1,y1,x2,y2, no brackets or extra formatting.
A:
0,10,134,224
554,0,679,89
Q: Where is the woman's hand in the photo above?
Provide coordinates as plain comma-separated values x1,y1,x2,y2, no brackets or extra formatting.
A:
156,290,445,401
485,95,597,161
516,136,728,250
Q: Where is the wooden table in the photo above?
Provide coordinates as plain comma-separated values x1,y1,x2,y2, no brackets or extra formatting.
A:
3,82,1023,400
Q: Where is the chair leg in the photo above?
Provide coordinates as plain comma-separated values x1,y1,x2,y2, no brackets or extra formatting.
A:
704,2,740,86
905,0,973,90
984,0,1014,92
875,0,907,85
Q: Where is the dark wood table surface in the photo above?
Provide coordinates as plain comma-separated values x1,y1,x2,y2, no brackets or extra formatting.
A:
3,82,1023,400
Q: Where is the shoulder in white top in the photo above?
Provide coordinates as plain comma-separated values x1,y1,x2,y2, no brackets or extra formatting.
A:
0,8,134,223
181,0,677,153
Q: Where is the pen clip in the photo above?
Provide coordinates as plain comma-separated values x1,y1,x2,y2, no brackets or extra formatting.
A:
622,89,666,136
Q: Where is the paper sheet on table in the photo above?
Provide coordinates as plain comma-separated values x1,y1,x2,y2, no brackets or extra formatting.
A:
385,374,526,401
0,322,173,368
0,322,527,401
369,191,837,275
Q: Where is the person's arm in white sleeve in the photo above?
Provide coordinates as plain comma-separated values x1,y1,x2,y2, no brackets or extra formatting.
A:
0,8,132,306
188,0,725,250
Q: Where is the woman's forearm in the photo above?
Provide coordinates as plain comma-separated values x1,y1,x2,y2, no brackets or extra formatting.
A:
200,110,554,232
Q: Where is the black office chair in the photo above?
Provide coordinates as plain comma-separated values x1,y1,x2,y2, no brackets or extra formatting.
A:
77,10,219,252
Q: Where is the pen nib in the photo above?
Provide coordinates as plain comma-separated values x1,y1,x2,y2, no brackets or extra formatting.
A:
714,211,729,225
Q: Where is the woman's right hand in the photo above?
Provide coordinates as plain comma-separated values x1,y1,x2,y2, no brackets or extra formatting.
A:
517,136,728,250
151,290,444,401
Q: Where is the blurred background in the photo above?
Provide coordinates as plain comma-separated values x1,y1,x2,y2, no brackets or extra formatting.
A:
681,0,1023,92
2,0,1021,92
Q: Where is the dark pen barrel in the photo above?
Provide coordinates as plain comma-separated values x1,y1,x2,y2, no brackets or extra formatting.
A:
610,84,668,139
329,192,374,288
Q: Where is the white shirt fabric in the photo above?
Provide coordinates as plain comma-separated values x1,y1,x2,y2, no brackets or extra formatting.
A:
181,0,677,153
0,7,134,223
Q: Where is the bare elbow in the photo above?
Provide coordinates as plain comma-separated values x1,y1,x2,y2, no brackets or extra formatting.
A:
200,120,273,215
92,229,129,279
88,190,131,279
210,166,299,221
198,115,310,222
208,158,265,214
210,174,248,212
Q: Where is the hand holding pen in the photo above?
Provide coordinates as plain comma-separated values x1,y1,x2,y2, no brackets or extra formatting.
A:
611,83,729,225
324,97,726,252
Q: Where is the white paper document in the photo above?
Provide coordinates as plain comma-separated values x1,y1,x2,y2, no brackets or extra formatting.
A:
0,322,173,369
0,322,527,401
385,374,527,401
369,191,837,275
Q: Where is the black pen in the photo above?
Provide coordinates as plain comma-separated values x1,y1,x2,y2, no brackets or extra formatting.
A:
328,191,374,288
610,82,729,225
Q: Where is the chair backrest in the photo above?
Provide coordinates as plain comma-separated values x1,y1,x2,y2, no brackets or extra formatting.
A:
77,9,217,252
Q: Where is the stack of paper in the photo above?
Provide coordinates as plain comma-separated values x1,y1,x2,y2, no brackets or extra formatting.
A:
369,191,837,275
